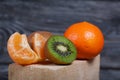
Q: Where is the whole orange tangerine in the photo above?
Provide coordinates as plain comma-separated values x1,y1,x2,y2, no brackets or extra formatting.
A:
64,21,104,59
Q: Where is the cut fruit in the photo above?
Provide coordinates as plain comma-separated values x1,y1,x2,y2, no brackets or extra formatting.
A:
7,32,39,65
45,35,77,64
36,31,52,41
28,31,52,43
28,32,46,61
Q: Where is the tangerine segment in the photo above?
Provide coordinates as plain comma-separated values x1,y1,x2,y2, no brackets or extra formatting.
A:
35,31,52,41
28,33,46,61
7,32,39,65
64,21,104,59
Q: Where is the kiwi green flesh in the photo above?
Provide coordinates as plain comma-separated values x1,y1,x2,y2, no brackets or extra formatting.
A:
46,35,77,64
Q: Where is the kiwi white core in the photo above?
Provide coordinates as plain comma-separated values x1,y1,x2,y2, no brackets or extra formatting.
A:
57,44,67,52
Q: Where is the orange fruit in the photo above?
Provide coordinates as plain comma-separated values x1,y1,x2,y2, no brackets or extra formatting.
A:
36,31,53,40
28,33,46,61
28,31,52,61
64,21,104,59
7,32,40,65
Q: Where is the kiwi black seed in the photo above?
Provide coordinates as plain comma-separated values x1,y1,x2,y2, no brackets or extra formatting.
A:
45,35,77,64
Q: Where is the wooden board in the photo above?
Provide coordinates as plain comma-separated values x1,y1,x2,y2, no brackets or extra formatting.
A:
8,55,100,80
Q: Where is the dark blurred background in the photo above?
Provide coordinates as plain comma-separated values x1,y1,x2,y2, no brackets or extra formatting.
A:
0,0,120,80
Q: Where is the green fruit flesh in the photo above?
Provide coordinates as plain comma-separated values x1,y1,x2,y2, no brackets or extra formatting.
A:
46,35,77,64
53,42,71,57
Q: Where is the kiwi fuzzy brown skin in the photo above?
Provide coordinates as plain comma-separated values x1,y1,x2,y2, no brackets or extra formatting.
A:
44,35,77,65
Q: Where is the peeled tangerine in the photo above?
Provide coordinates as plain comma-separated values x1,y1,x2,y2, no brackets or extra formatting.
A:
7,32,40,65
28,31,52,62
7,31,52,65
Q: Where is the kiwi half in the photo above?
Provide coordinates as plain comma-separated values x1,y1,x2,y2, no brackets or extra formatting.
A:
45,35,77,64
